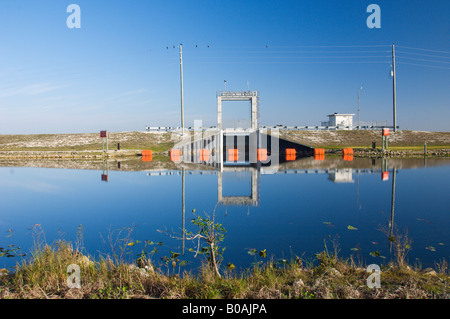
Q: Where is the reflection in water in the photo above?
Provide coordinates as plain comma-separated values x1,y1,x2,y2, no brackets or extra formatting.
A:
0,155,449,270
389,168,396,253
101,161,109,182
173,156,409,262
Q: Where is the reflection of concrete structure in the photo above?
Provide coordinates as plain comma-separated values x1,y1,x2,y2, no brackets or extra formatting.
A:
328,168,354,183
217,167,260,207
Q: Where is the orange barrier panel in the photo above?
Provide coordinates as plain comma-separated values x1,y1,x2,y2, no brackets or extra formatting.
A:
286,148,296,155
200,149,210,161
142,155,152,162
170,149,181,162
343,148,354,155
142,150,152,157
382,171,389,181
314,154,325,161
257,149,268,161
228,149,238,161
382,128,390,136
314,148,325,155
343,155,353,161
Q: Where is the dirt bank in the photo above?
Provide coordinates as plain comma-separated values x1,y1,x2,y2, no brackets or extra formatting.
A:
279,130,450,148
0,130,448,159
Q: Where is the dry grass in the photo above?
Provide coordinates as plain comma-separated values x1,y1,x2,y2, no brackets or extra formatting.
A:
281,130,450,149
1,240,448,299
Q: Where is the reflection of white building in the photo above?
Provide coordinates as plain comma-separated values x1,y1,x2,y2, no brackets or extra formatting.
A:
328,168,354,183
322,113,354,129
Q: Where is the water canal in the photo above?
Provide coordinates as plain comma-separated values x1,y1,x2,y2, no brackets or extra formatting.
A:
0,156,449,272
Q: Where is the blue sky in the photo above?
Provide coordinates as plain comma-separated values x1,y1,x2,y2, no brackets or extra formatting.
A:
0,0,449,134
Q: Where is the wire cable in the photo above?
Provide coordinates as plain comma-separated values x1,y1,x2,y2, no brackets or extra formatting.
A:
396,50,450,60
397,56,450,64
396,45,450,54
397,61,450,70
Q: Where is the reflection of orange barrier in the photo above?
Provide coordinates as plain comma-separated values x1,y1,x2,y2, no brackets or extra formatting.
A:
170,149,181,162
343,155,353,161
382,171,389,181
314,154,325,161
228,149,238,161
142,150,152,156
314,148,325,155
286,154,296,161
200,149,210,161
142,155,152,162
257,149,268,161
343,148,354,155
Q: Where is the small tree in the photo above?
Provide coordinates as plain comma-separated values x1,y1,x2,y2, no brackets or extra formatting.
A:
159,207,226,278
187,209,226,278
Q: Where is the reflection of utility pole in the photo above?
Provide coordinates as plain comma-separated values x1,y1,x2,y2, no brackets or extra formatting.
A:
356,169,361,210
389,168,396,253
180,44,185,135
182,168,186,255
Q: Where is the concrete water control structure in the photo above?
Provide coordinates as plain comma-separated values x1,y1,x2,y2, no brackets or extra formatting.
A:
217,91,260,131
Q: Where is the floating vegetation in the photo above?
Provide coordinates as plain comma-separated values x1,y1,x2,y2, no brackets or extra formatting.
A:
369,251,386,259
0,244,26,258
417,218,432,223
247,248,267,258
322,222,335,227
347,225,358,230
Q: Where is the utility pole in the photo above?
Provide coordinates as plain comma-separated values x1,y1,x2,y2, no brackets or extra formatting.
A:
392,43,397,132
180,44,184,135
357,86,362,130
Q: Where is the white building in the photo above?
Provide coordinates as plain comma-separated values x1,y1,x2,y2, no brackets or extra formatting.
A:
322,113,355,129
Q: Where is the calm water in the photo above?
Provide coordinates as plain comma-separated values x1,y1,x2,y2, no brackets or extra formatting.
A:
0,157,449,271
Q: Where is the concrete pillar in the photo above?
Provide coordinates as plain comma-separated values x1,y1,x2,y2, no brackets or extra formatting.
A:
217,96,222,130
251,96,257,130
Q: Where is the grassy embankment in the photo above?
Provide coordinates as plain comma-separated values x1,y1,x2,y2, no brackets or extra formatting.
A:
1,227,448,299
0,132,176,159
1,130,449,153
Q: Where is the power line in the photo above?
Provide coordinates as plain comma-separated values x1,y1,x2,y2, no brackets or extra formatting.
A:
199,55,391,59
268,44,392,48
397,61,450,70
397,56,450,64
396,50,450,60
195,61,390,64
396,45,450,54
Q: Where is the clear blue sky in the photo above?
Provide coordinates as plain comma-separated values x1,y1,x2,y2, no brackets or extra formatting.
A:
0,0,449,134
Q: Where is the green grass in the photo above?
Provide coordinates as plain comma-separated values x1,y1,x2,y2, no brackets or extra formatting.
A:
1,240,448,299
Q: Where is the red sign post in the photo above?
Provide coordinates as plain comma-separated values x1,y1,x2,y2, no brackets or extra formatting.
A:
382,128,389,150
100,130,108,153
